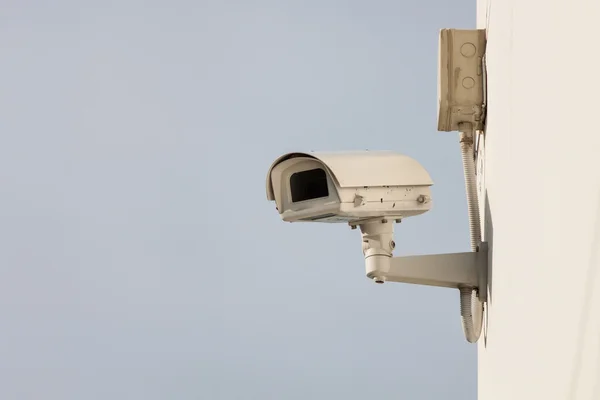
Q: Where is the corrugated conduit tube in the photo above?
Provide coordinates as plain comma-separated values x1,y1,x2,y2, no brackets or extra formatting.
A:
458,125,484,343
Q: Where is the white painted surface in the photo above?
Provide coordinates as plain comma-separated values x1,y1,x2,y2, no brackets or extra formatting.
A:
476,0,600,399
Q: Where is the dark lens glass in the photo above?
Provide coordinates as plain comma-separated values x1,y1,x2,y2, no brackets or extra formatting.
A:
290,169,329,202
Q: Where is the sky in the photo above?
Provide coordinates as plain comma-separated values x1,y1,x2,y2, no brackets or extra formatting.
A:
0,1,476,399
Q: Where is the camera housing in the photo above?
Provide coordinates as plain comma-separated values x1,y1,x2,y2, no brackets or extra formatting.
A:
266,151,434,223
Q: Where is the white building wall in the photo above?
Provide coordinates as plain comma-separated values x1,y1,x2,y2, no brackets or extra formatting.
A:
476,0,600,399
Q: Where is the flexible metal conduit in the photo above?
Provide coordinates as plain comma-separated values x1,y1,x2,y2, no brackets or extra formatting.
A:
458,123,483,343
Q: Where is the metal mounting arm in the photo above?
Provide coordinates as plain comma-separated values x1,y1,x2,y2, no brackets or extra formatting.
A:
366,250,487,291
359,219,488,300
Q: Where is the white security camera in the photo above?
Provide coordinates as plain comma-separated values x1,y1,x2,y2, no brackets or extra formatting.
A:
265,151,434,224
266,148,488,345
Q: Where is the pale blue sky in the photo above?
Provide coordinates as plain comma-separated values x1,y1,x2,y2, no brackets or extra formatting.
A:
0,1,475,399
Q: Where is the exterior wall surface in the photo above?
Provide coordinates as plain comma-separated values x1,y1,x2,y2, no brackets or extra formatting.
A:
476,0,600,399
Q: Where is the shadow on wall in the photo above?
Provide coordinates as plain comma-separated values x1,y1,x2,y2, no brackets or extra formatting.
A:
568,188,600,398
483,190,493,346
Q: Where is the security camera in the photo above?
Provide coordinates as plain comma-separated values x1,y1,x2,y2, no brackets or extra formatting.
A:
266,148,488,345
265,151,434,224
